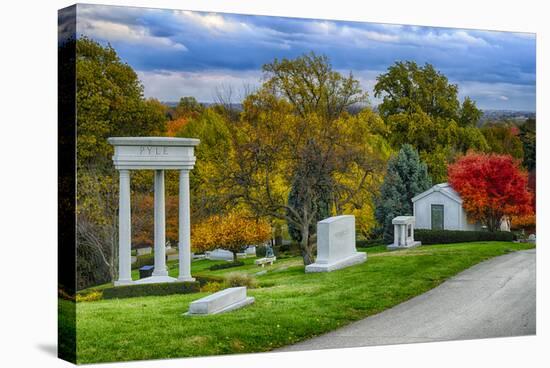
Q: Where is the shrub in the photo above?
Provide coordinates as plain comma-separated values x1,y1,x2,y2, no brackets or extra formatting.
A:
76,290,103,302
415,229,515,245
201,282,224,293
58,287,75,301
511,214,536,231
224,272,258,289
356,238,383,248
102,281,199,299
256,245,267,257
132,253,156,270
195,275,224,286
209,261,244,271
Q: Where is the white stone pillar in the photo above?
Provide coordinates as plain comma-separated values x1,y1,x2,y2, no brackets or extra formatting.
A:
401,224,406,247
115,169,132,286
393,224,399,247
178,170,195,281
153,169,168,276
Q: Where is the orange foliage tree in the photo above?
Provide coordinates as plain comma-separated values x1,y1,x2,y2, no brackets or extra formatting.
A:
166,117,188,137
448,152,533,232
131,194,179,248
192,211,272,259
510,214,536,233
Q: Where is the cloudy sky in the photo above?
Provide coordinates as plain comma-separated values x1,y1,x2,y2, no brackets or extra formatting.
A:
75,4,536,111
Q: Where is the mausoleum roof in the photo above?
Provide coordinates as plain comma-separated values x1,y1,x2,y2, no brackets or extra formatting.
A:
411,183,463,204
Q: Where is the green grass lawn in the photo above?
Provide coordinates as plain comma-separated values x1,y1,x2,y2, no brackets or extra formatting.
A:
75,241,534,364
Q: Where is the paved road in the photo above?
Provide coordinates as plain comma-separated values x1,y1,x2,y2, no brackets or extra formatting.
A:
280,249,536,351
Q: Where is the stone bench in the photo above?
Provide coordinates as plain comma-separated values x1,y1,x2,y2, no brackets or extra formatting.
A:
255,257,276,267
185,287,254,315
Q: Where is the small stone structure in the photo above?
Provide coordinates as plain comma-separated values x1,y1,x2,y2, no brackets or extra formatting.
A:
387,216,421,250
185,287,254,315
305,215,366,273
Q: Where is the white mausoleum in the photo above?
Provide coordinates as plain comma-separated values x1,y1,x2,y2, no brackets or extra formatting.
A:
108,137,199,286
412,183,481,231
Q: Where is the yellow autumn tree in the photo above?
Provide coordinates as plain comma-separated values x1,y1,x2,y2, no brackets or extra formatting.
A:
192,211,272,260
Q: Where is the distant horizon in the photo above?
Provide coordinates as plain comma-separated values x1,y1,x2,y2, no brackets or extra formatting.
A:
73,4,536,111
160,100,536,114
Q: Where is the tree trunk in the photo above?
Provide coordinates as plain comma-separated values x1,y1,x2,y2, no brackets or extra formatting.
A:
300,224,315,265
486,209,502,232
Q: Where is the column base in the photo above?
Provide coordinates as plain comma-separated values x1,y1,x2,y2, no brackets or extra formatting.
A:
114,279,134,287
152,269,168,277
177,276,196,282
387,241,421,251
134,275,177,284
305,252,367,273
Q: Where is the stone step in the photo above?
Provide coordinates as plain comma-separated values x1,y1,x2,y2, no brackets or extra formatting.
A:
186,287,254,315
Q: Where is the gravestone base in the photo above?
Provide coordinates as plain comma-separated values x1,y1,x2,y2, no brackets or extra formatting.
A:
305,252,366,273
134,275,178,284
387,240,421,251
177,276,196,282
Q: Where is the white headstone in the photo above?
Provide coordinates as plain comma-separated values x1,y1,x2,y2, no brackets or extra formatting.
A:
185,287,254,315
305,215,367,273
245,246,257,256
136,247,152,256
387,216,421,250
207,249,235,261
167,253,179,261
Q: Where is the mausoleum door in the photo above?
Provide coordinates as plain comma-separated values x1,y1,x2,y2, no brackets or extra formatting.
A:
431,204,444,230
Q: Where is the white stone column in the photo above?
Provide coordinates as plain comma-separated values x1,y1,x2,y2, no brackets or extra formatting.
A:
178,170,195,281
393,224,399,247
115,169,132,286
153,169,168,276
401,224,406,247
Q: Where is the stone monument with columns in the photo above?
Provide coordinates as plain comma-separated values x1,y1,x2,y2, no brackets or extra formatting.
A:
387,216,421,250
108,137,199,286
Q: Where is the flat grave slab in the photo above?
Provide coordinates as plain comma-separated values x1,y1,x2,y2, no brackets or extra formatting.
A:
185,287,254,315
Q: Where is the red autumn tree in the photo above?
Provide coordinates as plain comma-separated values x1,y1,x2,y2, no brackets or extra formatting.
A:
448,152,533,232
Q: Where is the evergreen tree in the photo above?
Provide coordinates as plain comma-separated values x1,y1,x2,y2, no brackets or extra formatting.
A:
375,144,432,242
519,118,536,171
